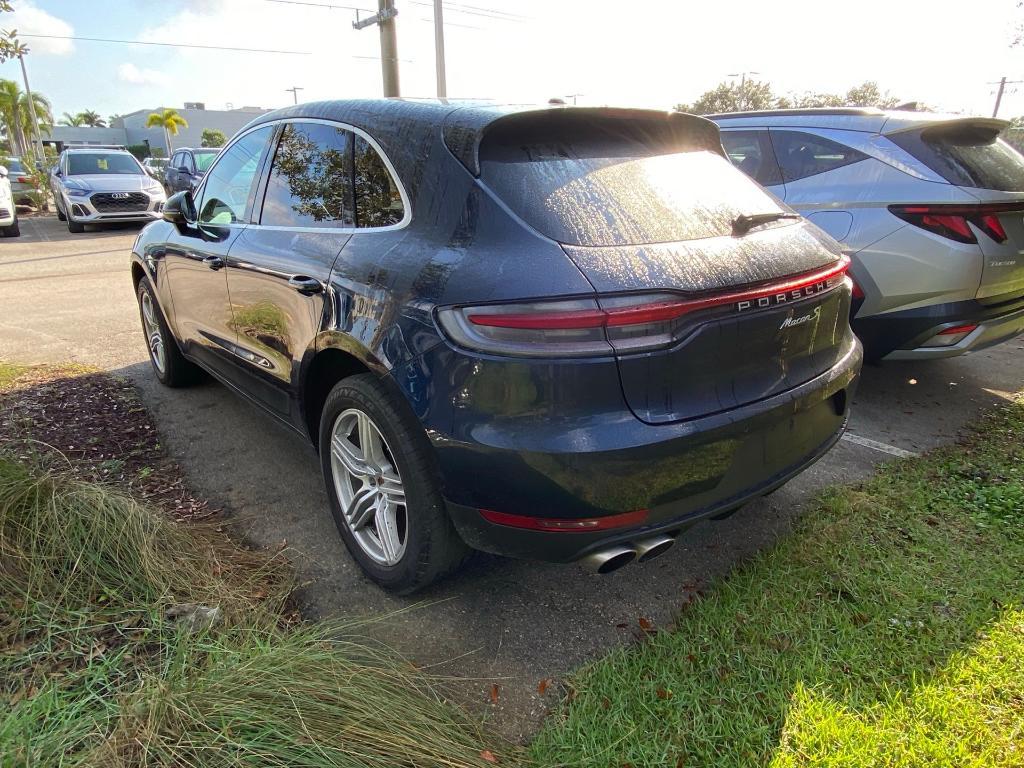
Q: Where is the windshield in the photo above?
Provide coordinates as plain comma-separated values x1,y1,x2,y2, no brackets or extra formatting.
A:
480,141,782,246
5,158,24,173
67,153,143,176
194,151,218,172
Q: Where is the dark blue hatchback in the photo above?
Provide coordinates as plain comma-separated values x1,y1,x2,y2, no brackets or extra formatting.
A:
131,100,862,592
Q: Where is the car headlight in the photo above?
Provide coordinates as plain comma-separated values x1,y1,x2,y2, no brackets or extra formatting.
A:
65,186,90,197
144,181,165,196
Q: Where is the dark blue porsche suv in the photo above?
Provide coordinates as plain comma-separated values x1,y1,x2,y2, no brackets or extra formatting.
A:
130,100,862,592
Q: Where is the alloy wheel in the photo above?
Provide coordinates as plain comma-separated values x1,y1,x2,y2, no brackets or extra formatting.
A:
140,291,166,374
329,408,408,566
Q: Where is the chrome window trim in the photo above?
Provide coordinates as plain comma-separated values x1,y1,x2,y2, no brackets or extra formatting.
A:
196,116,412,235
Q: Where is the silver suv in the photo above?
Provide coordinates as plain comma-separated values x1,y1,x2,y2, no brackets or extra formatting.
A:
711,108,1024,360
51,147,166,233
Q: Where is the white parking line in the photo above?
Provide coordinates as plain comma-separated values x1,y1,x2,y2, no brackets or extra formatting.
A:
841,432,919,458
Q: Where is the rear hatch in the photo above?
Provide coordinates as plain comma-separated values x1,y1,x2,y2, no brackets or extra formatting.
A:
887,118,1024,302
475,110,853,424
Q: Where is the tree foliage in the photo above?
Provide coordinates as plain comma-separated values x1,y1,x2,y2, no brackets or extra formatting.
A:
0,1,25,64
146,109,188,152
201,128,227,148
59,110,106,127
677,79,901,115
0,78,52,157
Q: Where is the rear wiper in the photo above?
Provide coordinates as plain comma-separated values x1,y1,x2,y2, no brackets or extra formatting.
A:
732,212,801,237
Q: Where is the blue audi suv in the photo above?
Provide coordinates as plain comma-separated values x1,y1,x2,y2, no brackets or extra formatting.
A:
130,101,861,592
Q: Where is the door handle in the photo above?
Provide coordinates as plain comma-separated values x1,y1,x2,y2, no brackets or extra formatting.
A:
288,275,323,295
203,255,224,270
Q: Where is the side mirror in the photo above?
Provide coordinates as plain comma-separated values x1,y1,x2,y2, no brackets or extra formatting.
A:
55,169,63,177
177,166,190,174
163,190,197,226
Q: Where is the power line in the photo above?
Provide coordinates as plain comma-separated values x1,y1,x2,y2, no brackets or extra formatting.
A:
406,0,526,22
258,0,373,10
18,33,311,55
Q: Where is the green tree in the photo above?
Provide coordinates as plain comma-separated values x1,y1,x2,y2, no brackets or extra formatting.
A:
675,78,784,115
0,1,25,63
77,110,106,127
0,78,50,157
843,81,900,108
59,111,83,126
201,128,227,148
145,108,188,153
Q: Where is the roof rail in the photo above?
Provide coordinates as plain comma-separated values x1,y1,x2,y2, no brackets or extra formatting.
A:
701,107,886,120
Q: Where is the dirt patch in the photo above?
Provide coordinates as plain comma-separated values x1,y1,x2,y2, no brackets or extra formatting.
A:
0,363,215,520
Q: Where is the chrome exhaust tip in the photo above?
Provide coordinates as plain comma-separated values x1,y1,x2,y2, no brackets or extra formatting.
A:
635,534,675,563
580,546,637,574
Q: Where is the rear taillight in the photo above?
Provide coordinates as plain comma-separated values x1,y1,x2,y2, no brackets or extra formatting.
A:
436,257,850,358
921,323,978,348
888,202,1024,244
15,175,28,183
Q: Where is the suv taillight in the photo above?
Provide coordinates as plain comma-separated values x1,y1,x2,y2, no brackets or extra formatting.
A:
888,202,1024,244
436,257,850,358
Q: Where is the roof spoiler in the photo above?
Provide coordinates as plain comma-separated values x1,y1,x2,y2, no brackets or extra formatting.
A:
882,116,1009,137
444,107,724,176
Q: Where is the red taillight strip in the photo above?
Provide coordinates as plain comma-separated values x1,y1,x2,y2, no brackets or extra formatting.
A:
467,256,851,330
894,202,1024,216
480,508,649,532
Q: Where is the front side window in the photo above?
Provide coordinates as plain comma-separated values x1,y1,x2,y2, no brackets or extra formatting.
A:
66,152,143,176
720,130,783,186
771,131,868,183
261,122,355,228
354,135,404,227
197,125,274,225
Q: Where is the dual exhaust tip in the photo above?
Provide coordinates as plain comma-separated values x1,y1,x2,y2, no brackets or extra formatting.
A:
580,534,676,574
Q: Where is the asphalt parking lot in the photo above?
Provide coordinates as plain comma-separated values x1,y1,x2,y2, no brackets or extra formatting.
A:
2,214,1022,737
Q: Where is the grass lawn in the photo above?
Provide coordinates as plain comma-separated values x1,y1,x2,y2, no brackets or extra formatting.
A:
530,395,1024,767
0,364,507,767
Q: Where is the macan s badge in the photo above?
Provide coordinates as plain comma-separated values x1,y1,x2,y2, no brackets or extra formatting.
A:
779,305,822,330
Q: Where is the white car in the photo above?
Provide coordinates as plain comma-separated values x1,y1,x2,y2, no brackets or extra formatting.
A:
51,147,166,233
0,164,20,238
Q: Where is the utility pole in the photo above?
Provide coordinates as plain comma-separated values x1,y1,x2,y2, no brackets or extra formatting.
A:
17,53,45,161
433,0,446,98
285,86,304,105
989,76,1023,118
354,0,400,97
728,70,760,110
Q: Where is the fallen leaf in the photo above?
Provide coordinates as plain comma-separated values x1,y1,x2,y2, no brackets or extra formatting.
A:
656,687,673,700
638,617,655,634
480,749,499,764
489,683,500,704
537,678,550,696
601,696,611,710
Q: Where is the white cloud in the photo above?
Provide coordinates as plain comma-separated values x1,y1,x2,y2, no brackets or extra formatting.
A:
118,62,170,87
8,1,74,56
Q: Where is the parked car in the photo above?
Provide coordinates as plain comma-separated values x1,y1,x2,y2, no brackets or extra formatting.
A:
51,147,166,233
163,147,219,194
142,157,168,180
0,164,20,236
131,101,861,592
4,157,34,206
710,108,1024,360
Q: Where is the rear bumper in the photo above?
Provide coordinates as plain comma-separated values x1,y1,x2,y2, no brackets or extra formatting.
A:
856,295,1024,361
439,340,861,563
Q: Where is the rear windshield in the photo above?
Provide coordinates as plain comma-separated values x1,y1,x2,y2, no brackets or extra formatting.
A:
889,125,1024,192
194,151,218,172
67,153,142,176
480,139,782,246
5,158,24,173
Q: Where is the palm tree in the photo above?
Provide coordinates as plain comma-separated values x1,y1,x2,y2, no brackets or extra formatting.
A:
145,108,188,154
0,79,28,156
78,109,105,127
18,91,52,152
60,111,83,126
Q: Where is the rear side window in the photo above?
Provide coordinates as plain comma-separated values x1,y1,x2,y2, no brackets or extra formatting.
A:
720,130,782,186
480,139,781,247
889,125,1024,192
771,131,868,183
354,135,404,228
261,122,355,228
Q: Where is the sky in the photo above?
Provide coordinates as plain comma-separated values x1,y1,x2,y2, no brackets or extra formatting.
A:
2,0,1023,121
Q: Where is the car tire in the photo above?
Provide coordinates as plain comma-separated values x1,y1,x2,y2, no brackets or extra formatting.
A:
319,374,470,594
56,202,66,221
2,215,19,237
66,202,85,233
136,277,203,387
